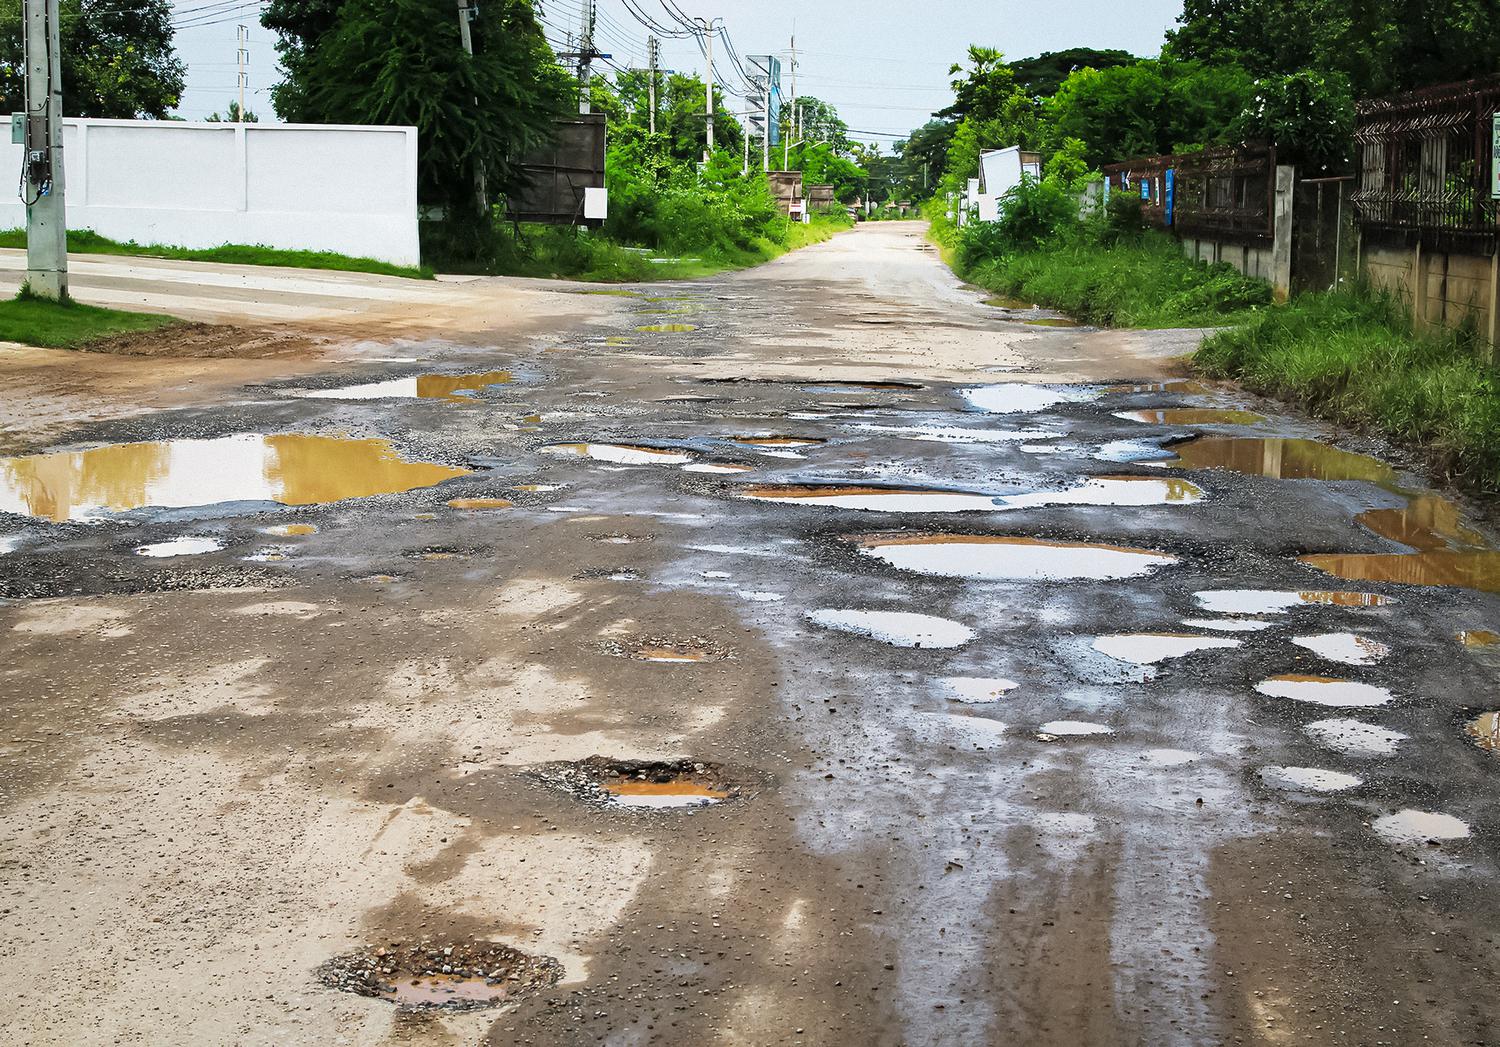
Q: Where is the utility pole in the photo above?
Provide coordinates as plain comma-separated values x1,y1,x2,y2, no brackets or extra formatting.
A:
578,0,595,114
647,35,659,136
698,18,716,160
456,0,486,213
22,0,66,301
236,24,249,121
783,34,796,170
762,74,770,173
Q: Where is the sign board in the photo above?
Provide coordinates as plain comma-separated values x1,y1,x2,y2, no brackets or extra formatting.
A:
1493,113,1500,199
1140,179,1151,200
1164,168,1175,225
511,114,607,225
747,56,783,146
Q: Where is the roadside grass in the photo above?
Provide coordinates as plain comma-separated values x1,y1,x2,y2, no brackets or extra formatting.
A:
0,228,434,280
960,230,1272,329
0,290,177,348
1197,290,1500,492
426,213,853,282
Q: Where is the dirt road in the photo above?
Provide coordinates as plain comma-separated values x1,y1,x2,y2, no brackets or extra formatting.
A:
3,222,1499,1046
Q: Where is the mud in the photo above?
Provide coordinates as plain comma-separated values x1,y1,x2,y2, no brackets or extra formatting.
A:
317,941,561,1011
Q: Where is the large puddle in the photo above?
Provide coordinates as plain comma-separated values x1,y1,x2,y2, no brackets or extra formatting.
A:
604,778,730,808
1169,437,1500,592
739,484,1002,513
807,608,975,648
939,677,1019,703
1259,766,1361,793
298,370,512,401
1372,809,1470,846
1116,408,1268,426
0,434,470,522
1254,674,1394,708
997,476,1204,509
854,534,1177,581
961,384,1093,414
542,443,694,465
1193,589,1394,614
726,435,826,448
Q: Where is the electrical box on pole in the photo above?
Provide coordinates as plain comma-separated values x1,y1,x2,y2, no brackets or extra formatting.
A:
22,0,67,300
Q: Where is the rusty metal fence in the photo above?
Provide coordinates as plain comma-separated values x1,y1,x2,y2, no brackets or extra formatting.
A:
1352,73,1500,252
1102,143,1276,244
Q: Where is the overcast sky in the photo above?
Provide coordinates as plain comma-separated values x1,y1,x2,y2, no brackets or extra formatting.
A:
171,0,1185,140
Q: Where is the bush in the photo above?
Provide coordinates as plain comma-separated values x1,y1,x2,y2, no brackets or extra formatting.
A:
955,175,1078,267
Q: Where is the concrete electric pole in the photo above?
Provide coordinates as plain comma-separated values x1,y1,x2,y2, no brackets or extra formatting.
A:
236,24,249,121
784,35,796,170
578,0,596,115
455,0,486,212
647,35,659,136
22,0,67,301
699,19,715,160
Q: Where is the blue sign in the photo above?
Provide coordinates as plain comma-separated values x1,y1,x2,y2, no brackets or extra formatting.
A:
1164,168,1175,225
1140,179,1150,200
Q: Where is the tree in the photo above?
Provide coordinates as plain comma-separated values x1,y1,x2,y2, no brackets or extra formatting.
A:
206,101,259,123
1010,48,1137,98
263,0,572,219
894,120,955,197
782,96,848,154
0,0,184,118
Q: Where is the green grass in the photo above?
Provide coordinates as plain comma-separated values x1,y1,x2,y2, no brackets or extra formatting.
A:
0,228,433,280
1197,289,1500,492
428,213,853,283
957,230,1272,328
0,291,177,348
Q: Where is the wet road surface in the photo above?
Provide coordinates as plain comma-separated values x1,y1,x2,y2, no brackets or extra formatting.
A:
2,223,1500,1046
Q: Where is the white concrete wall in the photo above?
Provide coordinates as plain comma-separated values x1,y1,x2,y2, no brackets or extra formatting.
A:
2,119,420,266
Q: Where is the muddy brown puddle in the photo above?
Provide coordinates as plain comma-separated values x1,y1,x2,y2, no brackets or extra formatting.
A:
533,757,744,810
0,434,470,522
297,370,512,401
318,941,560,1011
1116,408,1267,426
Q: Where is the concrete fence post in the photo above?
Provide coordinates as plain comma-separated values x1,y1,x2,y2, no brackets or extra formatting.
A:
1487,250,1498,361
1271,165,1295,302
1413,240,1429,332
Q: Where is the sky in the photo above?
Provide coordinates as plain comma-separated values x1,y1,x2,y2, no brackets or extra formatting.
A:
170,0,1185,140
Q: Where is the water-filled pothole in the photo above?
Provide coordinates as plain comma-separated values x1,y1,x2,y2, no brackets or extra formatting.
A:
297,370,512,401
1254,674,1394,707
317,940,561,1011
1037,720,1114,738
961,384,1094,414
1023,317,1082,328
135,536,223,557
1115,408,1267,426
601,637,729,663
1290,632,1390,666
542,443,694,465
1259,766,1361,792
807,608,975,648
726,435,827,448
637,324,697,333
447,498,513,510
1464,711,1500,753
1460,629,1500,647
1372,809,1470,846
1091,633,1241,665
1305,718,1406,757
1166,436,1395,483
740,484,1000,512
799,380,924,392
939,676,1019,703
1193,589,1395,614
264,523,317,536
852,533,1177,581
535,757,743,810
0,434,471,522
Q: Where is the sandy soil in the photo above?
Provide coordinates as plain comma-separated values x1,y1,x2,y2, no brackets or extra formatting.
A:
2,223,1498,1046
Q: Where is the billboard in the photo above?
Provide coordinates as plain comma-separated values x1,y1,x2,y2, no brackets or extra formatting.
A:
747,55,782,146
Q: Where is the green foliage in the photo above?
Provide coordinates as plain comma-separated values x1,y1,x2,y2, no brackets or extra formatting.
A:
958,175,1077,261
894,120,955,198
1166,0,1500,97
1010,49,1138,98
1231,70,1355,172
1041,137,1091,191
1197,289,1500,490
955,227,1271,328
782,95,849,154
205,101,259,123
0,228,433,279
790,142,868,203
0,0,184,118
0,291,175,348
263,0,571,219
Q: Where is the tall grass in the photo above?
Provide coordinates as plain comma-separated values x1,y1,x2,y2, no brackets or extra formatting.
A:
1197,290,1500,491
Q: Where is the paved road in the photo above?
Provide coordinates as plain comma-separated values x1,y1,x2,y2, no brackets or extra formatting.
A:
2,223,1499,1046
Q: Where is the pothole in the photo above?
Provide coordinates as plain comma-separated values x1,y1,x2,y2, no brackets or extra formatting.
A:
0,434,471,522
1181,617,1273,632
264,523,317,536
840,422,1058,444
852,533,1177,581
317,940,560,1011
938,677,1019,703
798,380,924,392
1372,809,1470,846
542,443,694,465
1023,317,1082,327
1305,717,1406,757
807,608,975,649
636,324,697,333
1114,408,1267,426
682,462,755,474
740,484,1000,512
295,370,512,401
533,757,744,810
1253,674,1394,708
1091,633,1241,665
1037,720,1114,739
1193,589,1395,614
600,637,730,663
135,536,223,558
1299,548,1500,592
1460,629,1499,647
1465,711,1500,753
1165,436,1395,483
725,435,826,448
1258,766,1362,792
961,384,1095,414
1289,632,1390,666
447,498,513,510
997,476,1204,509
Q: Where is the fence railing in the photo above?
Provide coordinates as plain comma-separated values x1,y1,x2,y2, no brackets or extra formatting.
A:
1353,73,1500,252
1102,143,1276,245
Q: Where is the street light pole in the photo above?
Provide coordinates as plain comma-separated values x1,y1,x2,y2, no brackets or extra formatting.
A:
695,17,723,161
22,0,66,301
